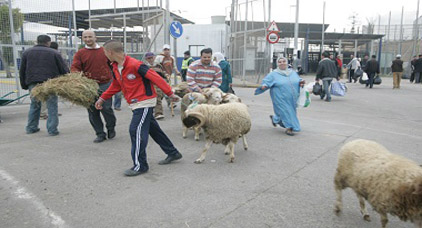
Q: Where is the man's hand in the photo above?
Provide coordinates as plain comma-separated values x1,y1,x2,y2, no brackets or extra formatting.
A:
95,98,104,110
299,80,306,87
260,86,267,90
169,94,180,102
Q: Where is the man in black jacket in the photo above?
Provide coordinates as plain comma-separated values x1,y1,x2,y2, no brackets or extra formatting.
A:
363,55,380,88
414,54,422,83
19,35,69,135
316,51,339,102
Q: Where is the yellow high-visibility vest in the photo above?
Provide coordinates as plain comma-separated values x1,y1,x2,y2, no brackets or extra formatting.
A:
181,57,193,70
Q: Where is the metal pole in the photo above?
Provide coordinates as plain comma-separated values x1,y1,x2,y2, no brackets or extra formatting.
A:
293,0,299,57
173,37,177,85
72,0,78,50
242,0,249,86
268,0,271,72
7,0,21,98
229,0,235,61
354,39,357,57
338,39,342,57
385,11,391,74
412,0,420,58
123,14,127,53
88,0,91,29
114,0,116,13
399,6,404,55
164,0,170,45
321,1,325,53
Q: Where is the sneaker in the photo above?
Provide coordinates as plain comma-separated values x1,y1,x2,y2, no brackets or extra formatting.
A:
124,168,148,176
155,114,165,120
26,128,40,134
269,115,276,127
158,152,183,165
114,108,121,111
49,131,60,136
93,136,106,143
108,129,116,139
40,114,48,119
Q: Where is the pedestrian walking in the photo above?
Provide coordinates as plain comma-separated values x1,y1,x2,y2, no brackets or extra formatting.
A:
414,55,422,83
186,48,222,92
363,55,380,89
95,40,182,176
391,54,403,89
71,30,117,143
254,57,305,136
316,51,339,102
346,54,360,83
213,52,232,93
19,35,69,136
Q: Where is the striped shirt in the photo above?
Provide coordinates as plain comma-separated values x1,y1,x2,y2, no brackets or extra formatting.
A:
186,60,222,91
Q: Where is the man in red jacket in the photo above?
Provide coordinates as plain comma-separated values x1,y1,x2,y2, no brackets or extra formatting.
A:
95,40,182,176
71,30,116,143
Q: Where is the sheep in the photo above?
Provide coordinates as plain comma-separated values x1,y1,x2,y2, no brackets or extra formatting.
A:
221,93,242,103
173,82,190,98
334,139,422,228
202,87,224,105
183,102,251,163
180,92,208,140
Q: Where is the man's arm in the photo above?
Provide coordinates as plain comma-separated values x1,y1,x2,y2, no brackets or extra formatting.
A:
70,51,82,72
186,65,200,92
55,53,70,75
212,67,222,88
315,62,323,80
19,52,28,90
99,77,122,101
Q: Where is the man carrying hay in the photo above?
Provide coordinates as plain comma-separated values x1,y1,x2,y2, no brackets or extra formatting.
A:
19,35,69,136
95,40,182,177
71,30,117,143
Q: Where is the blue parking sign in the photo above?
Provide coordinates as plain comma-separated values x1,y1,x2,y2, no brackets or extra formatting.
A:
170,21,183,39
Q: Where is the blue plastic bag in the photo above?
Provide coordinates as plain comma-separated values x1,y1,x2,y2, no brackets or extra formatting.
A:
330,81,347,96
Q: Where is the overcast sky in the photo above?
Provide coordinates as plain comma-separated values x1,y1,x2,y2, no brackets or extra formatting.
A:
15,0,420,32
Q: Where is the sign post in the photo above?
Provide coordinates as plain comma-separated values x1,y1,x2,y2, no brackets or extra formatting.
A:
170,21,183,84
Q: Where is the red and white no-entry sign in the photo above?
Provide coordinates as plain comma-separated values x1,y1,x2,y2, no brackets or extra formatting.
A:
267,32,279,44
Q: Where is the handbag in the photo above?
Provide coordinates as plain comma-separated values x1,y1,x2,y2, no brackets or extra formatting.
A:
227,86,235,94
373,75,382,85
353,67,363,79
312,82,322,95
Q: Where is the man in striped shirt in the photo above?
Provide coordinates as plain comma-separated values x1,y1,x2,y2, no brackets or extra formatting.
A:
186,48,222,92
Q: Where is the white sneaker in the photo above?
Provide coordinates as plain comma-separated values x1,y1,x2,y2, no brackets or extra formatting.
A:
155,114,165,120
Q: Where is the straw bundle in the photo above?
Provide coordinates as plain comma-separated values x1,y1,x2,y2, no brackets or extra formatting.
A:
31,73,100,108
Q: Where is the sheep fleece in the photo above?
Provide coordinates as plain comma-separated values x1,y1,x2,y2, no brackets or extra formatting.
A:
336,139,422,222
189,102,251,144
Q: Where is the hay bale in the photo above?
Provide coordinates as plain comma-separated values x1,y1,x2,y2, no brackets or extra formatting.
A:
31,73,100,108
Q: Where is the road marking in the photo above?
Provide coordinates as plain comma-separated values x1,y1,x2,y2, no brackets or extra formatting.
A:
0,168,68,228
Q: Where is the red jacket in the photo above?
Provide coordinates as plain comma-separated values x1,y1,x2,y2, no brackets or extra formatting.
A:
101,55,173,104
71,47,112,84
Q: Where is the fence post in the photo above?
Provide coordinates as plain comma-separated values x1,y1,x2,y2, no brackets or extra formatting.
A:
8,0,21,101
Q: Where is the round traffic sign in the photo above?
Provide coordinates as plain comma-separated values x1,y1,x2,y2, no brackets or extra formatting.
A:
267,32,279,44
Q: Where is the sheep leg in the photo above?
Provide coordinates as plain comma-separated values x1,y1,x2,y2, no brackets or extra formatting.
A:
379,212,388,228
224,145,230,155
228,141,235,163
357,194,370,221
334,171,344,214
194,127,200,141
182,127,188,139
242,134,248,150
194,140,213,164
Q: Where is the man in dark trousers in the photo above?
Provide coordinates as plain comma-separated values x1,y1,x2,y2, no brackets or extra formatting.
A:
19,35,69,136
71,30,117,143
391,54,403,89
316,51,339,102
364,55,380,88
95,40,182,176
414,54,422,83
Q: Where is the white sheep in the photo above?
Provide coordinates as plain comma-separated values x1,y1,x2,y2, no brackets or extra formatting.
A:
183,102,251,163
334,139,422,228
180,92,207,140
202,87,224,105
221,93,242,103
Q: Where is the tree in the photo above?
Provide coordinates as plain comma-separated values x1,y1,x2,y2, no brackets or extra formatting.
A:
0,4,24,78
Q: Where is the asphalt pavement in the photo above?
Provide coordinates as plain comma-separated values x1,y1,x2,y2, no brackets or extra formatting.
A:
1,75,421,228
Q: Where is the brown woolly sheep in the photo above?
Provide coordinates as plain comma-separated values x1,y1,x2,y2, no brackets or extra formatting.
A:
334,139,422,228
